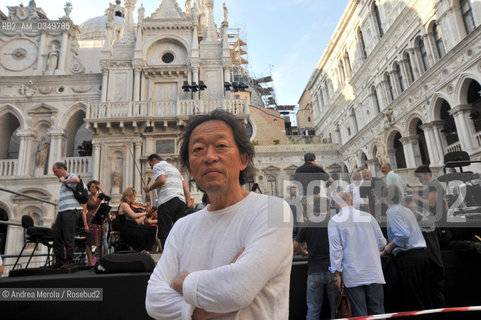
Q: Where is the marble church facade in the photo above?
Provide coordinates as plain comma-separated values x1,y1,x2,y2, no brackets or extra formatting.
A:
303,0,481,185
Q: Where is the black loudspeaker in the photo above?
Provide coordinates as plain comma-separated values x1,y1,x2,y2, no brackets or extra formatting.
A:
95,252,156,274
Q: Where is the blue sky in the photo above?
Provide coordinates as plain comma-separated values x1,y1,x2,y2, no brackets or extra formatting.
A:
1,0,349,106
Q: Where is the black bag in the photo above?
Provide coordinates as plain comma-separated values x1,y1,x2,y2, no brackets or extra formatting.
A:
334,287,353,318
65,177,89,204
94,252,156,273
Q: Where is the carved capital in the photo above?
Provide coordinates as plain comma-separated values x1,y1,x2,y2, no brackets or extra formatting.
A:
47,128,66,137
16,129,35,138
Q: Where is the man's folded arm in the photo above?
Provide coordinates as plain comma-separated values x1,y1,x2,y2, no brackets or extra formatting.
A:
183,202,293,313
146,229,195,320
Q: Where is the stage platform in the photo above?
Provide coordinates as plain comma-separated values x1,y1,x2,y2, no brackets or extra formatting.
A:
1,250,480,320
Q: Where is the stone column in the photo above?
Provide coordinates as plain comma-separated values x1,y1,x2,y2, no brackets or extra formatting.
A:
91,140,101,180
381,78,392,105
399,137,416,168
350,110,358,134
58,31,70,73
399,58,411,87
431,121,447,163
422,33,436,66
366,159,376,176
133,141,142,197
47,129,66,171
420,123,442,166
133,68,141,102
387,149,397,169
404,135,424,167
407,48,421,79
375,81,386,111
390,70,402,97
449,104,477,153
101,69,109,103
335,127,342,146
16,129,36,176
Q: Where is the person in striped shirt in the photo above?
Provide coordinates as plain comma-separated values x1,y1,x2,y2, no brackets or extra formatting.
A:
52,162,83,268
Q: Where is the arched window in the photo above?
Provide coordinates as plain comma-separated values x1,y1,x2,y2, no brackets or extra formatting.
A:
372,3,384,37
358,27,367,58
417,37,429,73
395,63,405,93
440,100,459,145
393,132,407,169
371,86,380,114
403,51,415,83
433,22,446,59
0,112,21,159
385,72,394,103
339,60,345,84
345,52,352,79
461,0,476,34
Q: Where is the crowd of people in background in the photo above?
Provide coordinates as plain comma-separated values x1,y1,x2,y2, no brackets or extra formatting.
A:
290,153,481,318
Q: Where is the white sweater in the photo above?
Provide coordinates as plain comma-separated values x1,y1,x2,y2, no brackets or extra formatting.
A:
146,192,293,320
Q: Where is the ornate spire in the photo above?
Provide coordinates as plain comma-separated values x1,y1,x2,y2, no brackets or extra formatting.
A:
118,0,137,45
204,0,216,42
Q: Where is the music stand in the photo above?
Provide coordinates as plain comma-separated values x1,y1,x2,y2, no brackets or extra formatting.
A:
91,194,111,258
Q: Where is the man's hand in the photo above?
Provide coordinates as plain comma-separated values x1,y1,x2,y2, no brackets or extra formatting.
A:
143,185,150,193
334,271,343,289
171,272,190,294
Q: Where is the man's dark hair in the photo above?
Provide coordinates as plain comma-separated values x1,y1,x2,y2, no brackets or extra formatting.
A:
304,153,316,162
415,164,432,175
147,154,162,162
179,109,255,185
54,162,67,170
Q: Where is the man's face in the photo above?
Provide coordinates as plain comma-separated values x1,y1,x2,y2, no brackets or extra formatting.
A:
381,166,389,174
289,186,296,197
148,159,157,169
52,165,63,178
187,120,248,194
416,172,430,184
362,170,372,181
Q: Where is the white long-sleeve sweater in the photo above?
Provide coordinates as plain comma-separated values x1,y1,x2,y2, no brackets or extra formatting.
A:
146,192,293,320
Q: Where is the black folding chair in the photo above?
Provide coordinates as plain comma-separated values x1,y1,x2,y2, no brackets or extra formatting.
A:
13,215,54,270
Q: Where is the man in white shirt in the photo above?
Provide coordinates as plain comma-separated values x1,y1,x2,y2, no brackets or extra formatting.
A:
144,153,191,248
146,110,293,320
328,191,386,317
381,163,405,197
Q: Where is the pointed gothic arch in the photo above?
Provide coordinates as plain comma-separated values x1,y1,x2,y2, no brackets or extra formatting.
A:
386,129,407,169
0,106,23,159
59,103,90,157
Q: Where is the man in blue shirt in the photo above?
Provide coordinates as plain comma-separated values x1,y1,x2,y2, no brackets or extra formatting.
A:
382,184,429,314
328,191,386,317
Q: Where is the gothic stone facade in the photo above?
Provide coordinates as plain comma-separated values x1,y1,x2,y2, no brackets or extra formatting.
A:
305,0,481,185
